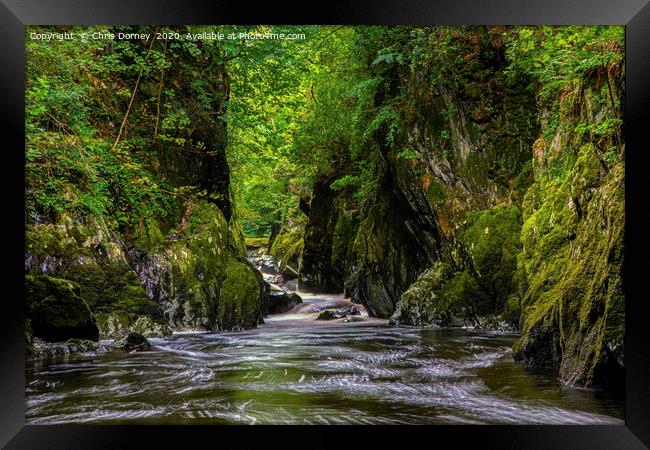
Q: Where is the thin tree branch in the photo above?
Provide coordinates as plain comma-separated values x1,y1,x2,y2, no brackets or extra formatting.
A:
111,31,157,152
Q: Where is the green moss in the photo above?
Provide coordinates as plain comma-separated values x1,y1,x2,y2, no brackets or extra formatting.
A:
392,203,523,327
64,262,157,319
515,116,624,387
394,262,455,326
245,237,269,248
26,275,99,342
460,204,523,314
218,256,264,329
270,224,304,276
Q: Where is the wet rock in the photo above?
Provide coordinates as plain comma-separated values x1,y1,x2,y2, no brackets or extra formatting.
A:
316,305,360,320
133,316,173,338
338,306,360,317
96,313,130,340
116,332,152,352
343,316,362,323
268,290,303,314
32,337,100,359
316,310,337,321
249,251,279,274
473,316,518,333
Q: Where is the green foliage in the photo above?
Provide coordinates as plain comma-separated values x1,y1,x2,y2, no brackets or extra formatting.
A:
505,26,624,105
25,25,221,246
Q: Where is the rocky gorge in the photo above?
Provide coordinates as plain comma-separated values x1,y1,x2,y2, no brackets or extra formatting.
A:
266,26,625,390
24,24,625,424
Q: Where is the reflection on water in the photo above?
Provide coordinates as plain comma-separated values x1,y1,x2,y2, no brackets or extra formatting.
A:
25,292,624,425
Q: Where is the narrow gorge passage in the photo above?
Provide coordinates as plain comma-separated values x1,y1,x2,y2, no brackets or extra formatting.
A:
25,25,625,425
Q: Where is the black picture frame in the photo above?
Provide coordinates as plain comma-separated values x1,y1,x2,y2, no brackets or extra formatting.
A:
1,1,648,448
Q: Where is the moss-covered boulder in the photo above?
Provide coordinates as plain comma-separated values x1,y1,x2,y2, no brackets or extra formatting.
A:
391,262,459,326
217,256,268,329
26,275,99,342
245,237,269,249
391,204,523,328
268,204,307,279
95,313,130,340
25,213,166,331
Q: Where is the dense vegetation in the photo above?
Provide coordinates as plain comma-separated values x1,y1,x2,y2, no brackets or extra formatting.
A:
25,25,624,389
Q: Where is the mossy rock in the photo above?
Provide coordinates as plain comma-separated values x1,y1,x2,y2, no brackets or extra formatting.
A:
392,262,455,326
245,237,269,249
95,313,130,340
26,275,99,342
115,332,152,352
270,226,304,278
459,204,522,316
217,256,266,330
391,203,523,328
515,109,624,388
132,316,172,338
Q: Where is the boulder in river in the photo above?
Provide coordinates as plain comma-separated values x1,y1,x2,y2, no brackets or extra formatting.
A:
133,316,173,338
316,310,337,321
268,290,303,314
116,332,152,352
316,305,360,320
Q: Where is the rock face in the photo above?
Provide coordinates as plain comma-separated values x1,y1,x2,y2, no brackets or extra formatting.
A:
269,207,306,281
26,275,99,342
24,38,269,336
513,76,625,388
391,205,523,328
345,30,537,319
270,27,624,389
300,179,343,292
129,204,270,332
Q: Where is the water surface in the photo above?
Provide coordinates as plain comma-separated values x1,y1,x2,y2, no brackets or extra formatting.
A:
26,291,624,425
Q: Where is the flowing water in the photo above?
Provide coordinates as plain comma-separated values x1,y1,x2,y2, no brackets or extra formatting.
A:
25,290,624,425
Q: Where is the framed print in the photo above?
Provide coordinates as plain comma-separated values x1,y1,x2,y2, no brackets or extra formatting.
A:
1,0,649,448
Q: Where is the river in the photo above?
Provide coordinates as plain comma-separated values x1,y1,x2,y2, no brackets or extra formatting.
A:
25,287,624,425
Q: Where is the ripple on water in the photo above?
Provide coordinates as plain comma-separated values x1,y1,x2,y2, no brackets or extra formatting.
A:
25,299,624,425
